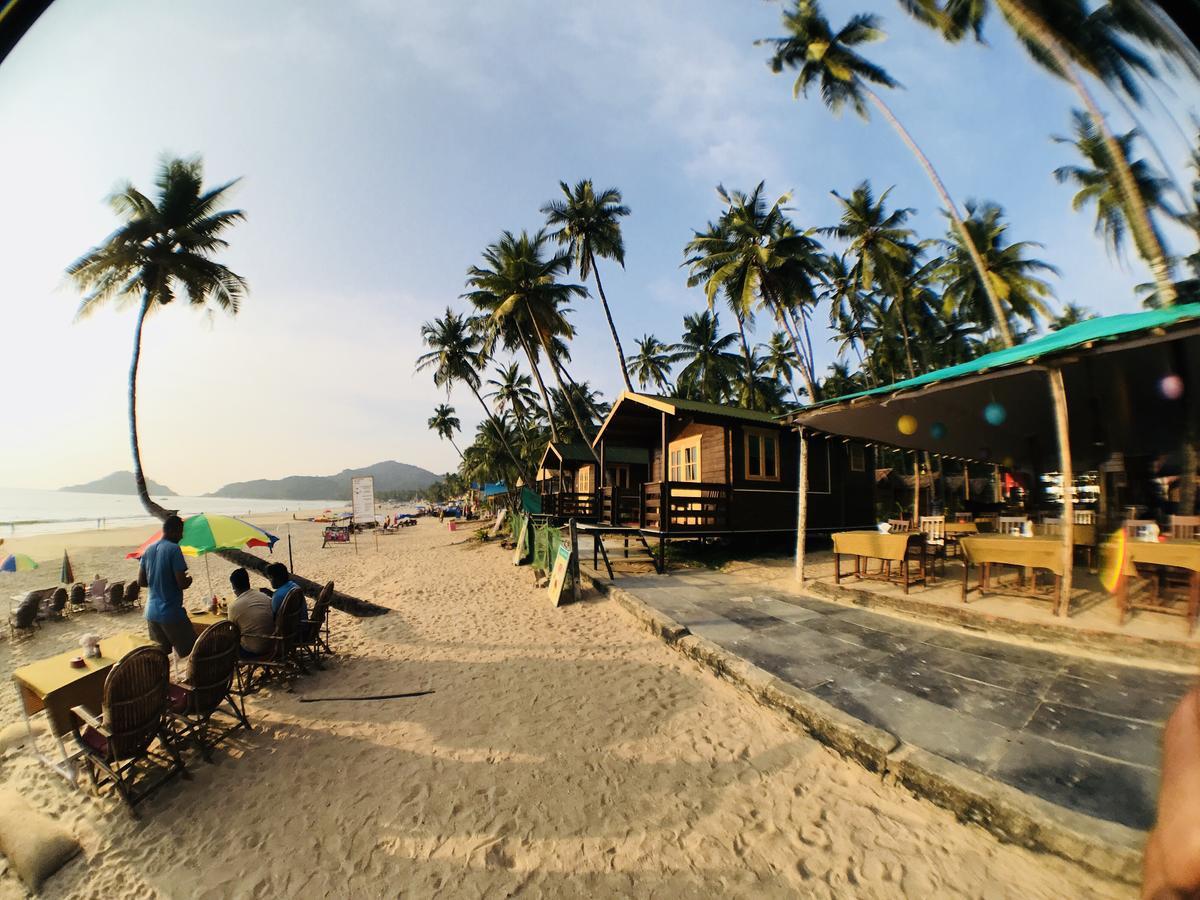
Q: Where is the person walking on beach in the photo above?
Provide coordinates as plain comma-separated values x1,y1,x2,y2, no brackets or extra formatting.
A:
138,514,196,657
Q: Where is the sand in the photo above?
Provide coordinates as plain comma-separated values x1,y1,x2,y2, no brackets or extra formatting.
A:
0,518,1132,898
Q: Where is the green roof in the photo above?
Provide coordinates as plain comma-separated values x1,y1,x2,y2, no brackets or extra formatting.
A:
795,303,1200,414
544,442,649,466
630,393,784,425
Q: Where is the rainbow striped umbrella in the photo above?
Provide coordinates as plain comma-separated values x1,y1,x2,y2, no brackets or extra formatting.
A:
127,514,279,560
1,553,39,572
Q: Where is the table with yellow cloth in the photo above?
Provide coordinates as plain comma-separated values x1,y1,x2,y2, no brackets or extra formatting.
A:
959,535,1067,614
12,632,157,781
189,610,227,636
832,531,927,594
1116,539,1200,630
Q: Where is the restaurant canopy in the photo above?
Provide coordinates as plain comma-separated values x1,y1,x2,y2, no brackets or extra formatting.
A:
785,304,1200,472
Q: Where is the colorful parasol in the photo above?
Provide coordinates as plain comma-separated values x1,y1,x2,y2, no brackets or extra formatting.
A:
126,514,279,560
1,553,39,572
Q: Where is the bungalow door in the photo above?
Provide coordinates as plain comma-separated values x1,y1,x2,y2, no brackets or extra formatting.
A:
668,435,710,526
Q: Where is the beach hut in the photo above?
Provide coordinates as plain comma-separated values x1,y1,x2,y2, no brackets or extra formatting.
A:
784,303,1200,609
534,441,651,522
590,392,876,566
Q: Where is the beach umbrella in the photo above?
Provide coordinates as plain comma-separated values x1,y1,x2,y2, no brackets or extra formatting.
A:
126,514,279,560
61,550,74,584
0,553,39,572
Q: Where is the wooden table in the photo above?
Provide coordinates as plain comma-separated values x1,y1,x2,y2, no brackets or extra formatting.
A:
190,610,227,636
1117,539,1200,631
832,531,926,594
12,632,156,782
959,535,1067,615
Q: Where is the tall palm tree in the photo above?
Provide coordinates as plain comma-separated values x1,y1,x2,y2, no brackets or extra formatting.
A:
823,252,879,386
68,155,247,520
672,311,743,404
428,404,463,458
761,0,1017,345
825,181,917,312
761,331,804,402
1051,302,1096,329
938,201,1057,337
902,0,1179,304
486,362,540,425
1053,110,1175,263
683,182,824,402
464,230,596,456
628,334,675,392
542,179,634,390
415,307,533,485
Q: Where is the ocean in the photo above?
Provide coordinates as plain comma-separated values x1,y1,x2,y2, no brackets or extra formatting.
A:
0,487,346,538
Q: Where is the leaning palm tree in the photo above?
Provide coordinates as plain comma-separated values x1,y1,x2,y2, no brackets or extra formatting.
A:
464,230,596,455
902,0,1179,304
672,311,743,404
938,201,1057,338
628,333,675,392
760,0,1017,346
428,404,464,459
486,362,540,425
1053,110,1176,264
68,155,247,519
415,307,533,485
542,179,634,390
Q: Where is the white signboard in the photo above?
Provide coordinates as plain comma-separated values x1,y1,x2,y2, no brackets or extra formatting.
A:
351,476,376,523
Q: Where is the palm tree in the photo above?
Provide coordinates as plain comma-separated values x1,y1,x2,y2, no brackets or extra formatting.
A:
672,311,743,404
464,230,596,456
826,182,918,308
938,201,1057,338
823,252,879,386
486,362,539,425
628,334,675,392
761,331,804,402
68,155,247,519
683,182,824,402
415,307,533,485
761,0,1017,346
902,0,1179,304
428,404,463,458
1051,303,1096,329
822,361,866,398
1053,110,1175,264
542,179,634,390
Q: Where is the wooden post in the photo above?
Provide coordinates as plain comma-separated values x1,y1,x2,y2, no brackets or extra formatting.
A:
1048,367,1074,616
963,461,971,501
599,439,606,489
795,427,809,584
913,453,920,522
994,464,1002,503
569,518,580,604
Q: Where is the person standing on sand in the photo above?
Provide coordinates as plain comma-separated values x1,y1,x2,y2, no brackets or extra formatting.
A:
138,514,195,657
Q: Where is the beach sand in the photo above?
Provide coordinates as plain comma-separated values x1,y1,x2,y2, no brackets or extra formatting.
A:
0,518,1132,898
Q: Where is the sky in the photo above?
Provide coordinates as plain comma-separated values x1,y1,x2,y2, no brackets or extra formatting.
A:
1,0,1196,495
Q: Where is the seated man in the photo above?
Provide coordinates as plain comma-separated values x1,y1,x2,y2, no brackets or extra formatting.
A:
266,562,308,622
227,568,274,657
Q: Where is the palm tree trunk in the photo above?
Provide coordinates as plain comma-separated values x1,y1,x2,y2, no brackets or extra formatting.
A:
732,311,757,409
589,251,633,392
896,303,918,380
129,293,171,521
862,86,1018,347
775,302,819,402
449,438,464,460
514,321,560,443
528,310,601,464
996,0,1177,305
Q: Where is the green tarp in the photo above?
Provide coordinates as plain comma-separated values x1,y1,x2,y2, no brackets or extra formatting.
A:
532,524,562,572
521,488,543,515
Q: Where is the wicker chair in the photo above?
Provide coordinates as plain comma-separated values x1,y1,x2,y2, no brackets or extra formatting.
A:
300,581,335,663
239,588,307,692
70,646,187,815
47,587,69,619
122,581,142,610
7,596,40,641
69,583,88,614
103,581,125,613
168,622,251,761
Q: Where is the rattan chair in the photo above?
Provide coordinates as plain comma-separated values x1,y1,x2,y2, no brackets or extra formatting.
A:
70,646,187,815
102,581,124,613
168,622,251,761
47,587,69,619
69,583,88,614
301,581,335,663
122,581,142,610
7,596,40,640
239,587,307,692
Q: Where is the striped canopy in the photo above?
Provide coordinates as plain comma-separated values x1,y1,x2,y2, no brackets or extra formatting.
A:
1,553,39,572
126,514,278,560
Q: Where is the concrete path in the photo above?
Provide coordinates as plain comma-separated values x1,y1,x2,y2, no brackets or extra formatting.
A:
615,569,1196,832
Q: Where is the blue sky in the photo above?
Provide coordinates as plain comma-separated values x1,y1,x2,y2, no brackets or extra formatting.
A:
1,0,1195,493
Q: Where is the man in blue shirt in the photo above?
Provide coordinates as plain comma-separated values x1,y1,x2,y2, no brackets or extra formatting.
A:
138,515,196,657
266,562,308,622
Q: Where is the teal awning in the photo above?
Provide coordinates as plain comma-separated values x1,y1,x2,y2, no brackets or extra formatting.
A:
786,304,1200,471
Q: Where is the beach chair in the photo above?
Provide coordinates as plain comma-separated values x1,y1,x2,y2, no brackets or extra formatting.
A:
122,582,141,610
7,596,40,641
238,588,307,693
167,622,251,761
106,581,125,614
46,588,69,620
69,583,88,614
69,646,187,816
998,516,1028,536
300,581,335,663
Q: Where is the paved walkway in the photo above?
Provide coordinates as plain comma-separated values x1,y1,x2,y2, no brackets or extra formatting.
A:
615,570,1197,832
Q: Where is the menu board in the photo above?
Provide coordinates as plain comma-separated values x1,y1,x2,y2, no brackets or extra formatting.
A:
547,543,573,606
351,476,375,523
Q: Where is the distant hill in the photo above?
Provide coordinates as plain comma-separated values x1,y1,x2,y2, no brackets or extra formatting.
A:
60,470,177,496
206,460,441,500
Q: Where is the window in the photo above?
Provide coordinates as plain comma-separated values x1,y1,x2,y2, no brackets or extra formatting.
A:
609,464,631,488
577,464,594,492
668,435,702,482
744,429,781,481
849,443,865,473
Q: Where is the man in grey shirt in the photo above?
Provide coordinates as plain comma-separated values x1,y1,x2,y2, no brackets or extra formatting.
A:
227,568,275,657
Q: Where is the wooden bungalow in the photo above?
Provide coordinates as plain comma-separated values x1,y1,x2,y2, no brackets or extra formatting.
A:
534,441,651,522
590,393,876,550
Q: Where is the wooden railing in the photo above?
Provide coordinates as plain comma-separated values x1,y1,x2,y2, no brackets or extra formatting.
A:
546,491,599,520
642,481,730,532
601,486,642,526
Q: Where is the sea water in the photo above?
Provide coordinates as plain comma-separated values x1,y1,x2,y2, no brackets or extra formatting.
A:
0,487,346,538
